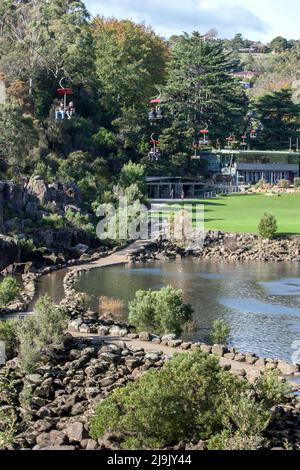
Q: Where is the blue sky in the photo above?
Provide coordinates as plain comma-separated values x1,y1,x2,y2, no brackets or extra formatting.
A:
86,0,300,41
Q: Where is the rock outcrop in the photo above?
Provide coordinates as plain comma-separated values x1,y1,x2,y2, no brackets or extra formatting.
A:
0,235,18,271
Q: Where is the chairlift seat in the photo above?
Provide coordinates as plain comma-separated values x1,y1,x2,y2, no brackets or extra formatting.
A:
57,88,73,96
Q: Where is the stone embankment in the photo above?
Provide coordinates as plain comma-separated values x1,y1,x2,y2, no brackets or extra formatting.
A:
3,330,300,451
126,232,300,263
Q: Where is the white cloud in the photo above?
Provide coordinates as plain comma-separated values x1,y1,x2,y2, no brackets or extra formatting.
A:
86,0,299,41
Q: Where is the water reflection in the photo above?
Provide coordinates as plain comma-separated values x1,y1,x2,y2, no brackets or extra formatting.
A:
38,259,300,362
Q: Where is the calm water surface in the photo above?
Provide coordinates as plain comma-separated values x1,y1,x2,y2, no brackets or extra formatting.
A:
72,259,300,362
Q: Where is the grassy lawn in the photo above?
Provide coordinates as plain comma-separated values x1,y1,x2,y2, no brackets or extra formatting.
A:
160,194,300,235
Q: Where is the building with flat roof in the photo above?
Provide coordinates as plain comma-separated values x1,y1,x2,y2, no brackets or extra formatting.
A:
146,177,206,199
231,162,299,184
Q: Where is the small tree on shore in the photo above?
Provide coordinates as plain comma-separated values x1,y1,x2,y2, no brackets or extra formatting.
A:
258,212,277,239
211,319,231,345
128,286,193,336
17,295,67,373
0,277,21,308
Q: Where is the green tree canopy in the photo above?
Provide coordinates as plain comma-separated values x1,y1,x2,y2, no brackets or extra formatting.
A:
252,89,300,149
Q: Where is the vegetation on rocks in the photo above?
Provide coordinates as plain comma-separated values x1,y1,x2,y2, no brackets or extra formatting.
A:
128,286,193,336
17,296,67,373
90,349,289,450
258,213,278,239
211,319,231,346
0,276,21,307
0,320,18,360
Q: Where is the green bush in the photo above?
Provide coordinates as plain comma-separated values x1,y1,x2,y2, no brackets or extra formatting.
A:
258,212,277,239
294,177,300,188
207,430,265,450
65,209,94,235
0,320,18,360
90,349,270,450
255,369,291,408
0,277,21,307
42,213,64,229
0,408,17,449
17,295,67,373
128,286,193,336
255,179,267,189
211,319,231,345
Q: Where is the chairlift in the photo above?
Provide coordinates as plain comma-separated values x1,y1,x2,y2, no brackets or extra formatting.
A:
55,77,75,121
240,134,248,147
148,133,161,161
148,95,164,124
199,128,210,145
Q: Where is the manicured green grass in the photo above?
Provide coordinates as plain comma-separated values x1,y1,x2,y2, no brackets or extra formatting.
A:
165,194,300,234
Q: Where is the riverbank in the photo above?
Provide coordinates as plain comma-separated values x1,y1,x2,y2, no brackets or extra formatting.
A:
4,330,300,451
2,239,300,450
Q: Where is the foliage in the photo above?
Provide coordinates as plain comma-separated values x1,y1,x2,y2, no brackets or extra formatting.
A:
93,18,168,110
99,296,125,321
294,177,300,188
128,286,193,336
251,89,300,150
258,212,278,239
277,179,290,189
42,213,64,230
0,277,21,307
118,161,146,195
0,320,18,360
65,209,94,234
162,32,247,152
269,37,291,53
0,408,17,449
255,369,292,408
211,319,231,345
17,295,67,373
90,349,270,450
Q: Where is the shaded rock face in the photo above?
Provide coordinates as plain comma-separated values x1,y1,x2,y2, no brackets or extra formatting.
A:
0,235,18,271
26,176,82,209
0,177,95,256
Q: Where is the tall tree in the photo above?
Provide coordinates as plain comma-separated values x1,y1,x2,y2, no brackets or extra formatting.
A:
93,18,169,112
160,32,247,163
251,89,300,150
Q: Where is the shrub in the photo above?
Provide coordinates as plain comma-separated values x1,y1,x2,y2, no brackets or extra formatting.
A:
277,179,290,189
99,296,125,320
294,177,300,188
211,319,231,345
42,213,64,229
255,369,292,408
258,212,277,239
90,349,269,450
128,286,193,336
65,209,94,235
0,409,17,449
17,295,67,373
255,179,267,189
207,430,265,450
0,277,21,307
0,320,18,360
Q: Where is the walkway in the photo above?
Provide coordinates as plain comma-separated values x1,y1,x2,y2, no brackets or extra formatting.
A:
71,240,152,273
71,332,273,385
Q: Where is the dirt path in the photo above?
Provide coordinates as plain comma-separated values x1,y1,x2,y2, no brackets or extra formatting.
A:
71,332,270,384
71,240,152,273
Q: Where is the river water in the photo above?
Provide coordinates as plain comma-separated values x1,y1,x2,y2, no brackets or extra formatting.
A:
34,258,300,362
71,259,300,363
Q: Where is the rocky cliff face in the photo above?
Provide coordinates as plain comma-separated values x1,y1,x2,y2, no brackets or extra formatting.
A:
0,176,82,231
0,176,94,270
0,235,18,271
